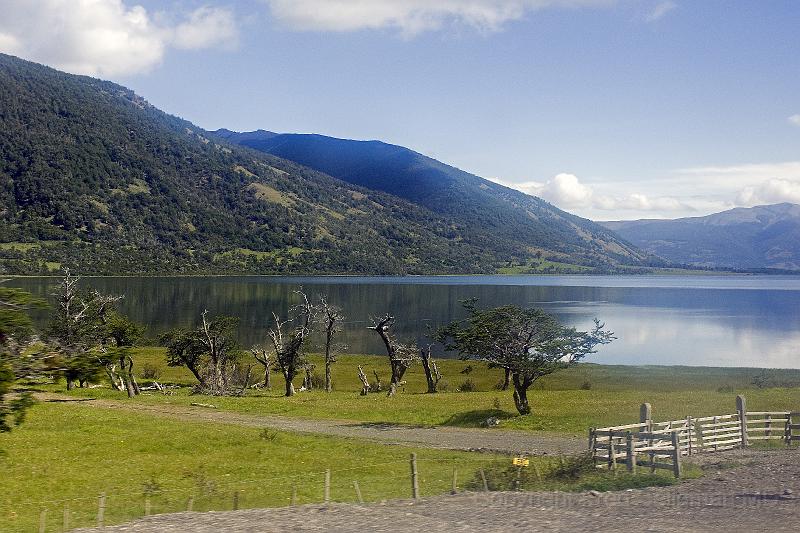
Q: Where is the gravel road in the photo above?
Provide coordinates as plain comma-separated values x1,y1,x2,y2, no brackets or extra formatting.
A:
38,394,583,455
75,448,800,532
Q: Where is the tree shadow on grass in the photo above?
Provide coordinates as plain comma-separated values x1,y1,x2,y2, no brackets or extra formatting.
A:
442,408,517,428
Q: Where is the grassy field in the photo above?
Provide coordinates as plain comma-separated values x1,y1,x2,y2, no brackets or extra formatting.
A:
0,401,687,532
50,348,800,434
6,348,778,531
0,402,505,531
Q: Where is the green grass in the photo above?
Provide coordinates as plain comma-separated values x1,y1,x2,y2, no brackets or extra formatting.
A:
50,348,800,434
497,259,591,274
0,402,505,532
0,242,41,252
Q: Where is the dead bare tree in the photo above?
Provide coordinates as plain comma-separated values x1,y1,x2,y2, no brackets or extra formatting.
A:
250,347,272,389
269,291,313,397
368,314,418,396
48,269,123,390
317,296,344,393
420,344,443,393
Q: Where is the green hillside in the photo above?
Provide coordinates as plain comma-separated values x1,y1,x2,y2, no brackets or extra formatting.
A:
0,53,651,275
216,130,660,270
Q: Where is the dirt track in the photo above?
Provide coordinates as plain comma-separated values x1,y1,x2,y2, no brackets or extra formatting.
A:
76,448,800,532
37,393,583,456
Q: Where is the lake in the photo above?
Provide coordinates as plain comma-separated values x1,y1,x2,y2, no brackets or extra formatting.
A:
7,275,800,368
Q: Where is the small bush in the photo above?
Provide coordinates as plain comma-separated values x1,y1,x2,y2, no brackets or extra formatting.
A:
492,397,502,410
547,453,595,480
716,384,735,393
309,372,325,389
142,477,163,496
458,378,477,392
460,365,474,375
579,380,592,390
140,363,161,381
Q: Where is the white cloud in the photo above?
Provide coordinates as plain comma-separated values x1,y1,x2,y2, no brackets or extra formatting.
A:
173,6,239,50
595,193,687,212
645,1,676,22
265,0,615,35
736,178,800,207
0,1,239,77
528,173,594,207
500,173,688,214
498,161,800,220
789,114,800,127
677,161,800,189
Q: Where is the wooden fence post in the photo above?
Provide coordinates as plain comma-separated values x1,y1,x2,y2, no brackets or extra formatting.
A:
588,427,596,464
353,481,364,503
686,416,693,456
737,395,748,448
766,414,772,438
291,484,297,506
640,403,653,473
625,431,636,473
97,492,106,528
695,419,704,452
608,431,616,471
38,508,47,533
479,469,489,492
145,495,151,516
451,467,458,494
670,431,682,478
640,403,652,430
187,496,194,512
786,413,793,446
324,470,331,504
410,453,419,500
63,504,69,532
233,490,239,511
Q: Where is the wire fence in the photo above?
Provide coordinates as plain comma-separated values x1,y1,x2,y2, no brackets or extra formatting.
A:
3,455,512,532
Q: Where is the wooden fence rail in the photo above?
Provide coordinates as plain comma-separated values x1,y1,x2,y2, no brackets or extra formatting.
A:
589,396,797,478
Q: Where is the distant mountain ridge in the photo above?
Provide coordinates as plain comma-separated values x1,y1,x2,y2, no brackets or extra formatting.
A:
601,203,800,270
0,53,653,275
215,129,655,269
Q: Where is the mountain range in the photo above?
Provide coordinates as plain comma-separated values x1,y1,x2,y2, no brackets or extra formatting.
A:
601,203,800,270
213,129,653,271
0,53,652,275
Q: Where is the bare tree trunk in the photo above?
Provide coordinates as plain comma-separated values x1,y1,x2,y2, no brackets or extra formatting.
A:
284,369,296,397
420,346,441,394
502,368,511,390
387,359,410,397
511,373,532,415
357,365,370,395
263,367,271,389
325,361,332,393
372,370,383,392
127,356,141,395
66,378,74,391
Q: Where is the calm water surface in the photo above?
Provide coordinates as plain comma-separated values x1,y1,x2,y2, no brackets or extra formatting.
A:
8,275,800,368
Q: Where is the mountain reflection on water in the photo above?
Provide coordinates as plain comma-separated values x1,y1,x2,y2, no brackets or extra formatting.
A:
8,275,800,368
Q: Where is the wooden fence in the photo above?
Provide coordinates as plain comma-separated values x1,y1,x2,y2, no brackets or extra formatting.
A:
589,395,799,478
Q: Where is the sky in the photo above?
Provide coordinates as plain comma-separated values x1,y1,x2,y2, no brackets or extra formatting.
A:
0,0,798,221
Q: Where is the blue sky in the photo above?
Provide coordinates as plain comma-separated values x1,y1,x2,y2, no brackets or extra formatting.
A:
1,0,799,220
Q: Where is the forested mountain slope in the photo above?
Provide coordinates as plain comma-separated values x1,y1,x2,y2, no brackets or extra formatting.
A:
216,129,656,270
0,53,652,275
